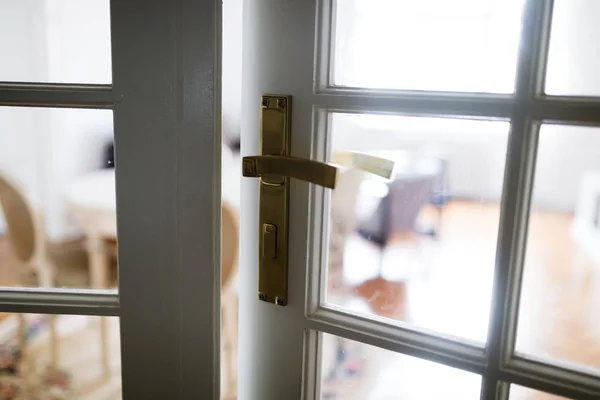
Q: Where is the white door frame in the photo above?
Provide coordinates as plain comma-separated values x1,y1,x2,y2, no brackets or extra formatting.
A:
0,0,222,398
239,0,600,399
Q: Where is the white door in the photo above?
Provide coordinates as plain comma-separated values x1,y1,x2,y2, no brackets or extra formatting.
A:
0,1,221,398
239,0,600,399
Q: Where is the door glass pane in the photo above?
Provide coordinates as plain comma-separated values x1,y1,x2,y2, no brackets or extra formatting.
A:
325,113,509,342
545,0,600,96
0,0,111,84
319,332,481,399
517,124,600,371
0,107,117,290
332,0,524,93
0,313,120,398
510,384,571,400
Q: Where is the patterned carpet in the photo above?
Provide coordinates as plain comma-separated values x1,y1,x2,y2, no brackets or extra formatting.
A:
0,236,121,399
0,314,70,400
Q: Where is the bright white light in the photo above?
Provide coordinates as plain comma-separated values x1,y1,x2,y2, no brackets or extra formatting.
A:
333,0,525,93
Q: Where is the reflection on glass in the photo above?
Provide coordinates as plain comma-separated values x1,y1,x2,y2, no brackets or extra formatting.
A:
0,1,111,83
325,113,509,342
320,332,481,399
0,107,116,290
510,384,571,400
0,313,120,398
332,0,524,92
545,0,600,96
517,125,600,371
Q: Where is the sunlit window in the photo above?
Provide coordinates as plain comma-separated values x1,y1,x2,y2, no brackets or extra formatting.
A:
333,0,525,93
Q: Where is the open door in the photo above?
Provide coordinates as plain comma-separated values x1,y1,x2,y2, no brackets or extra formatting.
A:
0,0,221,398
239,0,600,399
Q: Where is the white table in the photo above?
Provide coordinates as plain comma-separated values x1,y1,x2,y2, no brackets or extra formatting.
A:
65,149,241,290
65,170,118,291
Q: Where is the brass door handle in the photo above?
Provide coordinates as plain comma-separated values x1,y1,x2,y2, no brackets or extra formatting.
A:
243,155,338,188
331,151,394,180
242,151,394,189
243,94,396,307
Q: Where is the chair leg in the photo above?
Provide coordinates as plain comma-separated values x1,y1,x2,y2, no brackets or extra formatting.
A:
17,314,26,352
232,296,238,395
222,294,238,400
48,315,59,370
100,317,110,379
37,262,60,372
17,313,32,390
86,236,111,379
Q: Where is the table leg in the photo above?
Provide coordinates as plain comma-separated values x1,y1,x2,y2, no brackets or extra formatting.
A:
86,236,110,379
49,314,58,369
87,236,109,290
99,317,109,378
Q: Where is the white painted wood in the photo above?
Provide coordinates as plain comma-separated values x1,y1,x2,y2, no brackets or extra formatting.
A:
0,0,222,397
308,306,486,374
484,1,553,398
0,82,112,108
0,288,118,315
240,0,600,399
502,356,600,399
239,0,319,398
111,0,221,399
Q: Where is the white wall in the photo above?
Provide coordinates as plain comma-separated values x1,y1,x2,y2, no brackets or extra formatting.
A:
42,0,113,239
333,117,600,212
0,1,49,232
0,0,112,240
332,116,510,204
222,0,243,144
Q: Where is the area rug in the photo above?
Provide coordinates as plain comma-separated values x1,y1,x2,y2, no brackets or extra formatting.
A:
321,336,366,399
0,314,70,400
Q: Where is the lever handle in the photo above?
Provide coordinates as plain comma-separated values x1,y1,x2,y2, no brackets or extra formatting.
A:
331,151,395,180
243,155,338,188
246,94,398,306
242,151,394,189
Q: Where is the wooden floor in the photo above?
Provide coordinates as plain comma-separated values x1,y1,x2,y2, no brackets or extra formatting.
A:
327,201,599,399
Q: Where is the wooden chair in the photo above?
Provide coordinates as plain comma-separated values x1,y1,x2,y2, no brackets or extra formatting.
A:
221,200,239,400
0,173,59,379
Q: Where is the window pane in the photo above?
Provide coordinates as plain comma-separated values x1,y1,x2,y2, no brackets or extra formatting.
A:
0,313,120,398
0,0,111,84
332,0,524,93
320,332,481,398
517,125,600,371
545,0,600,96
325,113,509,342
0,107,117,290
510,384,572,400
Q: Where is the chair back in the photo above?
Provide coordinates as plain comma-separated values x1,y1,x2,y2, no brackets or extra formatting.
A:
0,174,36,263
222,200,239,288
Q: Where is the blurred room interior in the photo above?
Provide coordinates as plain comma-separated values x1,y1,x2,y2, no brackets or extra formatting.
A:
1,0,600,399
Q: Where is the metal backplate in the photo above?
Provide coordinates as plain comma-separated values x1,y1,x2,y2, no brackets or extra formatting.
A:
257,94,291,306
